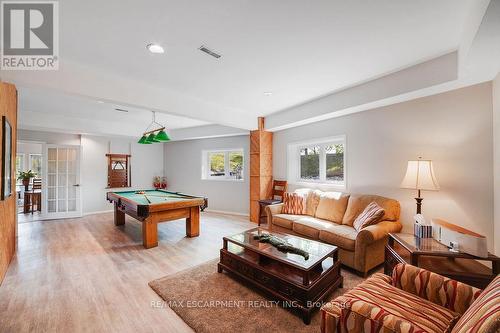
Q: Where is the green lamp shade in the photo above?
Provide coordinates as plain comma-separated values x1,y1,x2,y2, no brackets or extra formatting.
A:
138,135,151,144
155,130,170,142
146,133,160,143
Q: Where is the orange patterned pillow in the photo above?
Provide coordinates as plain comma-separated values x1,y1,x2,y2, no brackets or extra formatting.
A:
282,192,306,215
353,201,385,231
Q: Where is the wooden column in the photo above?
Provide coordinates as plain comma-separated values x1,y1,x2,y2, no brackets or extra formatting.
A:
0,82,17,285
249,117,273,223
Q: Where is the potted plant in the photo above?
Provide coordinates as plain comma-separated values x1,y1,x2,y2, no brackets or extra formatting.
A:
18,170,36,191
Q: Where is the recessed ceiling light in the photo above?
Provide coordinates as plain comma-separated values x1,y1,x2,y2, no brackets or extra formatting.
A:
146,43,165,54
263,91,273,96
97,101,105,104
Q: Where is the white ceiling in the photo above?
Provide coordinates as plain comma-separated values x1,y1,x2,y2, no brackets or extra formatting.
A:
17,87,209,135
2,0,498,136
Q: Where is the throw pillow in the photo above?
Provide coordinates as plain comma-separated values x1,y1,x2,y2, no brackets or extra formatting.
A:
282,192,306,215
353,201,385,231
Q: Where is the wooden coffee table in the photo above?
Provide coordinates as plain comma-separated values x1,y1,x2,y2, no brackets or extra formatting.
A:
218,228,342,324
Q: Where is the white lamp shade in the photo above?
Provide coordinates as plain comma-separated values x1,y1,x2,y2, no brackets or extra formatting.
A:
401,159,440,191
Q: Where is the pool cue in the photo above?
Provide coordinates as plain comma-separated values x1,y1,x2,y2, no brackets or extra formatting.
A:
142,194,152,204
144,194,185,199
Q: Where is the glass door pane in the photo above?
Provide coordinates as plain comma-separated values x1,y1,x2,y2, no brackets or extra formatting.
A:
44,145,81,219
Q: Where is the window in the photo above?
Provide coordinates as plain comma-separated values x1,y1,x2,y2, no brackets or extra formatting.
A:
203,149,244,180
29,154,42,177
288,136,346,187
16,153,25,183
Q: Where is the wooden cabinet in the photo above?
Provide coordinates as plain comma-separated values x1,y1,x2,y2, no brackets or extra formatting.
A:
106,154,131,188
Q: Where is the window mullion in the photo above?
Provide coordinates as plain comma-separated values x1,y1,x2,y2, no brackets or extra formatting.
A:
224,152,229,179
320,145,326,181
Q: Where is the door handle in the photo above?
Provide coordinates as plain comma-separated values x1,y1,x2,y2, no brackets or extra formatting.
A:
73,184,80,187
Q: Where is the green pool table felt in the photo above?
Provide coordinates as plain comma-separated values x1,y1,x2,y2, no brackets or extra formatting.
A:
113,190,195,205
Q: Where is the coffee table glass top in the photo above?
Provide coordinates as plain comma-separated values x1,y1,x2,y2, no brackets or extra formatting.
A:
224,228,337,270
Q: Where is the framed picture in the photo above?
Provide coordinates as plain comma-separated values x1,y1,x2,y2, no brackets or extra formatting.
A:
1,116,12,200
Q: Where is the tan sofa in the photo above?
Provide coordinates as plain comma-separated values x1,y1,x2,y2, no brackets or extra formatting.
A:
265,189,402,275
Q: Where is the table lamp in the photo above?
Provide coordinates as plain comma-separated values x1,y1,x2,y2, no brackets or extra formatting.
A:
400,157,440,214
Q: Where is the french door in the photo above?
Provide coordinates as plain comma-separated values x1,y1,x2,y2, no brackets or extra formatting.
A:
42,145,82,219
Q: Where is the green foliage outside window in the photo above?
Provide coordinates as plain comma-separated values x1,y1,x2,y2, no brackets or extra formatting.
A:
210,153,225,176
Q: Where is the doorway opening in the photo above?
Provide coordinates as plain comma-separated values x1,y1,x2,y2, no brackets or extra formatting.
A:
16,141,43,223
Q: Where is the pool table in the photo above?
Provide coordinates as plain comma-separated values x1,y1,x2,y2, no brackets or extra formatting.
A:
106,190,208,248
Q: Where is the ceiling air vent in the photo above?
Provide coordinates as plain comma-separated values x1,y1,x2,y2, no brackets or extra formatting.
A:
199,45,221,59
115,108,129,113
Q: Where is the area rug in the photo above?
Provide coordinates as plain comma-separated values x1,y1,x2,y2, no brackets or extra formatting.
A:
149,259,371,333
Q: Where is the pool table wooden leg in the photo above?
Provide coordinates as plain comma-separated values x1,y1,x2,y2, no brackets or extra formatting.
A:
142,217,158,248
114,203,125,226
186,207,200,237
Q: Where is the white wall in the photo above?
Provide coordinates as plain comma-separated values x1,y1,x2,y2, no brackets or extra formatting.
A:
273,82,495,251
18,129,80,145
493,72,500,255
80,135,165,214
164,136,249,215
18,130,165,215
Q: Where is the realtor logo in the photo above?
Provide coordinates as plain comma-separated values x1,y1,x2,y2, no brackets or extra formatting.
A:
1,1,59,70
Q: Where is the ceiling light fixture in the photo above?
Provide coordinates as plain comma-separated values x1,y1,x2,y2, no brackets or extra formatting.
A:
146,43,165,54
97,100,105,104
138,111,170,144
263,91,273,96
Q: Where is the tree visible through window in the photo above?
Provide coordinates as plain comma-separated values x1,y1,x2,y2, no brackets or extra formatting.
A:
209,152,225,177
300,146,320,180
16,154,24,184
295,138,345,185
29,154,42,177
205,150,244,180
326,144,344,182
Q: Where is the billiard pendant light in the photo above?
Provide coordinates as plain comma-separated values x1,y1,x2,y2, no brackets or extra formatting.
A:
155,130,170,142
138,111,170,144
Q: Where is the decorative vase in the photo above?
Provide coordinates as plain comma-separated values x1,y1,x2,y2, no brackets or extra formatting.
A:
161,177,167,189
153,182,160,189
22,178,30,191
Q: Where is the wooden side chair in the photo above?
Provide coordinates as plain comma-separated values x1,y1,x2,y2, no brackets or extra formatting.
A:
26,178,42,214
258,180,287,226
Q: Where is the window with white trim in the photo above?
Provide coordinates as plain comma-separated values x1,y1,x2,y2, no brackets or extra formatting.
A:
202,149,244,180
29,154,42,177
287,136,346,187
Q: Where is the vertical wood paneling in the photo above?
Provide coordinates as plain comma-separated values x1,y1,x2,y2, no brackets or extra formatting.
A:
0,82,17,285
249,117,273,223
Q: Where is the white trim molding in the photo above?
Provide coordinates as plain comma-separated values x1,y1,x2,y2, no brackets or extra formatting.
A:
287,135,347,190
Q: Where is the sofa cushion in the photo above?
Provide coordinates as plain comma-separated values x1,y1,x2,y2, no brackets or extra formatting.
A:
314,192,349,223
451,275,500,333
352,201,385,231
292,216,332,239
343,194,400,226
272,214,302,230
319,224,357,251
281,192,306,215
329,275,461,333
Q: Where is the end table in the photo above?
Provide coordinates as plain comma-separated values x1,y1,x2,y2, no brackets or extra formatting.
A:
385,233,499,289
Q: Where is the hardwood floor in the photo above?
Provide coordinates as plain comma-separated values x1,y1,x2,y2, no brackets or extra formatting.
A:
0,212,253,332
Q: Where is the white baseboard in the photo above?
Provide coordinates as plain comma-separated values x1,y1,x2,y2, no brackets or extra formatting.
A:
203,209,249,217
83,210,113,216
